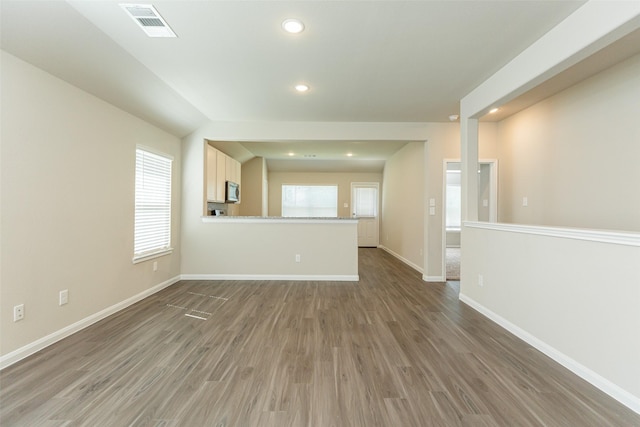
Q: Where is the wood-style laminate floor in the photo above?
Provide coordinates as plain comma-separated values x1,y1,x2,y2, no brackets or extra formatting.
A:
1,249,638,426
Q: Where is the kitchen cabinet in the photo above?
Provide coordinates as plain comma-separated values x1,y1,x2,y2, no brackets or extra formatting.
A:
224,155,241,203
206,144,241,204
216,150,226,202
225,155,241,185
206,146,222,202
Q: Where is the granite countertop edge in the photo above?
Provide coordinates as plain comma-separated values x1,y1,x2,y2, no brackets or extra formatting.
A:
201,216,358,222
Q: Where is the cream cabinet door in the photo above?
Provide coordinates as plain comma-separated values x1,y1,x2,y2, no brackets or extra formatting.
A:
235,160,241,186
216,151,226,202
225,155,233,183
206,146,217,202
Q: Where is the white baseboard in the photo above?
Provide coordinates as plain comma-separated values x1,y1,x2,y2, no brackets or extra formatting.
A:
0,275,181,371
180,274,359,282
459,293,640,415
423,275,445,282
378,245,424,274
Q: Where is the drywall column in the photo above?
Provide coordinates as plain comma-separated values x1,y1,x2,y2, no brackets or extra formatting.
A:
460,117,479,222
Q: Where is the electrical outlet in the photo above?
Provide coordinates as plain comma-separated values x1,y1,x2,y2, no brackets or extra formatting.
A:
295,254,301,263
59,290,68,306
478,274,484,287
14,304,24,322
153,261,158,272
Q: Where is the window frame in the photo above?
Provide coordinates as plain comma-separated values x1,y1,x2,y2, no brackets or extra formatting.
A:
132,145,174,263
281,184,339,218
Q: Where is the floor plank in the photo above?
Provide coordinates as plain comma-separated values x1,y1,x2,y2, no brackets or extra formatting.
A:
1,248,638,426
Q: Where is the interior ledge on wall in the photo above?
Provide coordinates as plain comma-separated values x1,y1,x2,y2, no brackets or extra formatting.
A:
463,221,640,247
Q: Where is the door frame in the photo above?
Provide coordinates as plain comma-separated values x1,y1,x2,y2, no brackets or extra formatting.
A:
351,182,380,247
441,159,498,280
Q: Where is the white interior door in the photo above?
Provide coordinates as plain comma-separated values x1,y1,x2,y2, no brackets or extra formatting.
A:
351,183,379,247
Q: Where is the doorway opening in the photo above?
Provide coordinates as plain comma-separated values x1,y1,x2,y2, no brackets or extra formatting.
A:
442,160,497,281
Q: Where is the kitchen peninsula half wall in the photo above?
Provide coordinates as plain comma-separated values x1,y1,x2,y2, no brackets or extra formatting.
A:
181,217,359,281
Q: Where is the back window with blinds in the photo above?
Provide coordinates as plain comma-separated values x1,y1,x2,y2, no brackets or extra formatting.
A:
282,185,338,218
133,147,173,262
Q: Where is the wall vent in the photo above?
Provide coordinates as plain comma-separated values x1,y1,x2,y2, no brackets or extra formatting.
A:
120,4,177,37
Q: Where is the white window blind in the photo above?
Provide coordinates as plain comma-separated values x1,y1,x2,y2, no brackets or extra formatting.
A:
134,147,172,261
282,185,338,217
353,187,377,217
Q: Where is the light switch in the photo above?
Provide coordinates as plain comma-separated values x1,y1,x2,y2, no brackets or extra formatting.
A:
343,203,348,208
483,199,488,207
429,198,436,207
429,207,436,215
522,196,528,207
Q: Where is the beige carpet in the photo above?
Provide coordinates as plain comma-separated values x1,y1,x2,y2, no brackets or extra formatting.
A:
446,247,460,281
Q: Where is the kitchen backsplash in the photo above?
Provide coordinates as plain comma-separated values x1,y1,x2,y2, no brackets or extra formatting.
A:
207,202,226,216
207,201,240,216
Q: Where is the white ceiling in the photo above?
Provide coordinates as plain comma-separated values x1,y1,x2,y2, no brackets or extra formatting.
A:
8,0,636,172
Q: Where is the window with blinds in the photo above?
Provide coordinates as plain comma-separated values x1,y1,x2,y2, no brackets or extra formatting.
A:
133,147,173,262
282,185,338,217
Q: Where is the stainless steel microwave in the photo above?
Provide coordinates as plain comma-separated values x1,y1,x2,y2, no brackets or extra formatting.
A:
225,180,239,203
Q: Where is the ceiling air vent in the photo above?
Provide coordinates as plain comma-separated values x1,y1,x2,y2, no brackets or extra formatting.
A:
120,4,177,37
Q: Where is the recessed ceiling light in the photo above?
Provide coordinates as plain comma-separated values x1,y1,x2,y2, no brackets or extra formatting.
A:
282,18,305,34
448,114,459,121
295,84,310,92
489,108,499,114
288,152,295,156
346,153,353,157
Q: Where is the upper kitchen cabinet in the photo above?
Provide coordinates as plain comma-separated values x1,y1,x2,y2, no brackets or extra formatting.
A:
206,143,241,204
206,145,222,203
216,150,226,202
226,155,241,187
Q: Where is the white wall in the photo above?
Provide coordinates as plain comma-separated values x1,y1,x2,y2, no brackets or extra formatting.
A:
0,52,182,360
380,142,425,270
497,53,640,231
460,54,640,410
420,124,499,279
183,220,358,279
377,125,498,278
461,224,640,409
458,5,640,411
180,120,430,278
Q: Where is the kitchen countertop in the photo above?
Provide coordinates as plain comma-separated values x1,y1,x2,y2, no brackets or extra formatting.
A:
201,216,357,224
